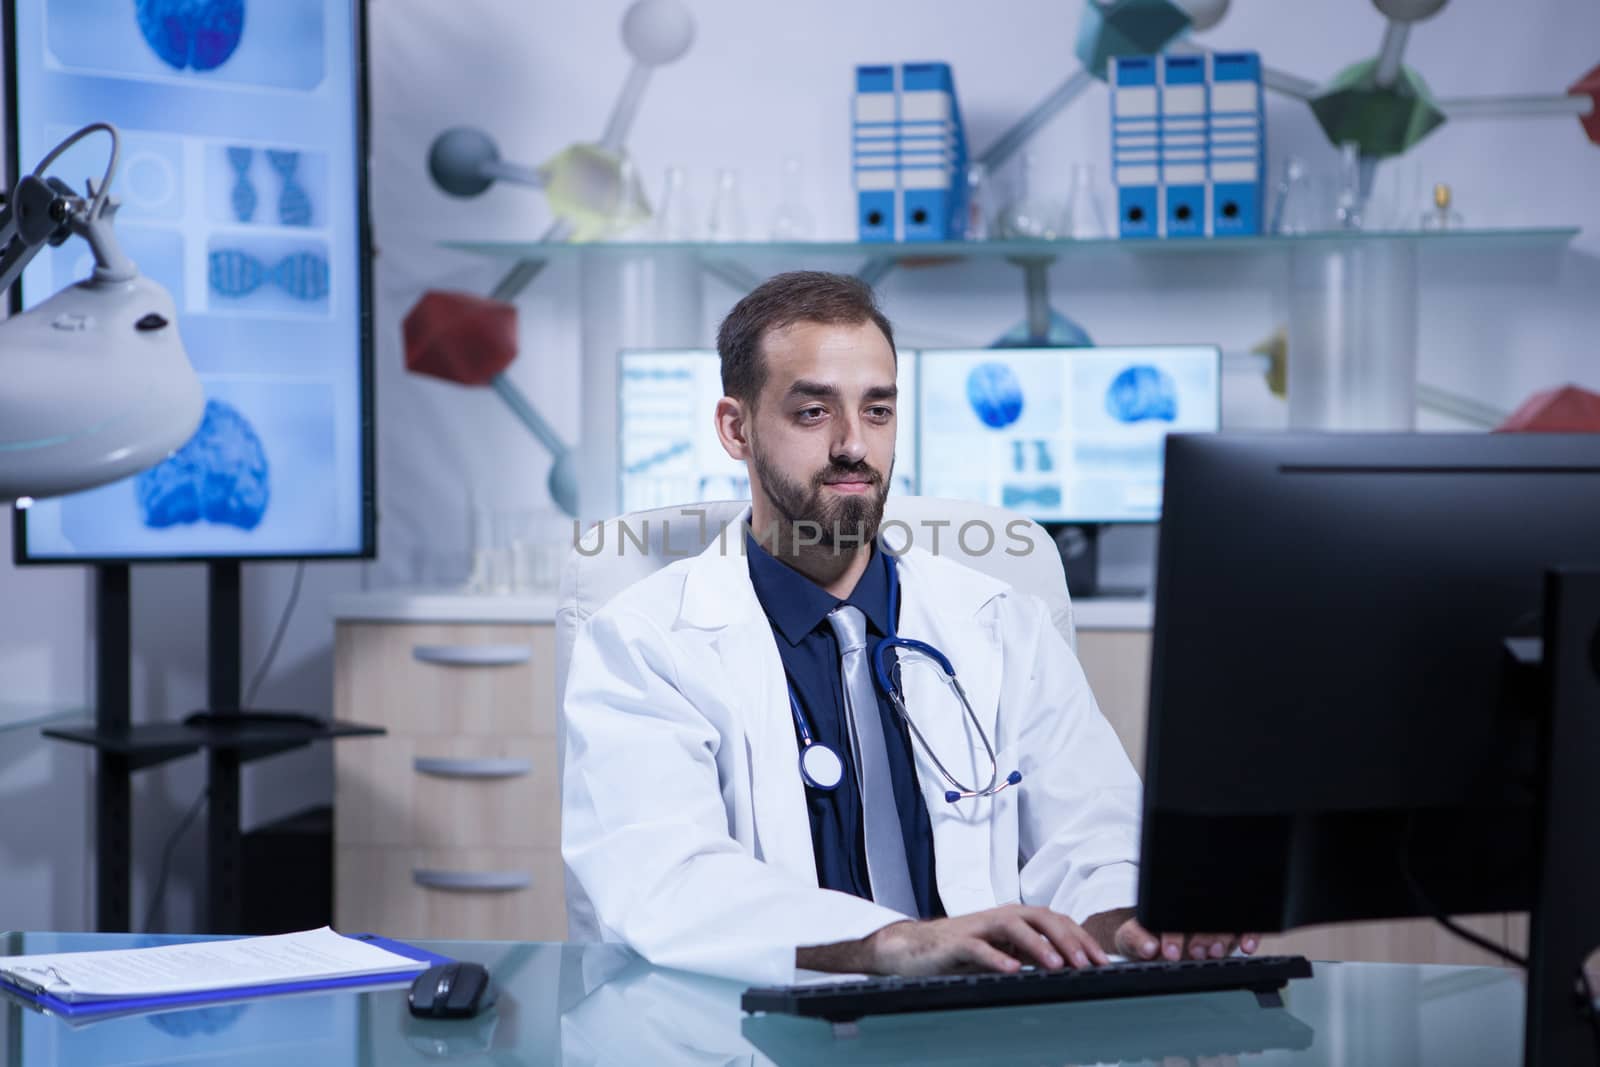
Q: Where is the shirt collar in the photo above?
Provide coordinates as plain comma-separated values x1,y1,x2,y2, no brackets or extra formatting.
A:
746,529,894,646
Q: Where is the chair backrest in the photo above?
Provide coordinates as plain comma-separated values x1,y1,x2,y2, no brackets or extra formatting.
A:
554,497,1075,709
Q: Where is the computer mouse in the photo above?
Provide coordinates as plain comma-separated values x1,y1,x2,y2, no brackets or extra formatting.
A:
408,962,497,1019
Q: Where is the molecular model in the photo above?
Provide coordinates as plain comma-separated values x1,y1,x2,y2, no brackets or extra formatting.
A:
407,0,697,516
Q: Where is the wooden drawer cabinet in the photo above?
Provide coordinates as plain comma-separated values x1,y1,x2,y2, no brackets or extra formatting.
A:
336,734,561,849
334,622,557,736
334,618,565,940
336,845,567,942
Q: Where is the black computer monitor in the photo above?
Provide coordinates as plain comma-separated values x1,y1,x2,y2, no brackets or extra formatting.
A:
1137,432,1600,1065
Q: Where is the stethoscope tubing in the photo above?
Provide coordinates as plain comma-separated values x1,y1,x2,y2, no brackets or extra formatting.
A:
784,552,1022,803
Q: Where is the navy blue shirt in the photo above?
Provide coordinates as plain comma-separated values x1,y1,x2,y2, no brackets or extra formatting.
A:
746,532,944,919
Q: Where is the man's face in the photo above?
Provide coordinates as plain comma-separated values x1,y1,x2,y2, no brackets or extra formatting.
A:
726,319,897,551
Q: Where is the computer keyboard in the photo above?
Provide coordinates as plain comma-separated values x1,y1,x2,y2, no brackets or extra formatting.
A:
742,954,1313,1023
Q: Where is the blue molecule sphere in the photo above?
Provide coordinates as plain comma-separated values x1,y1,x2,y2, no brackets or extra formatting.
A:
137,399,270,530
966,362,1025,429
1106,364,1178,423
135,0,246,72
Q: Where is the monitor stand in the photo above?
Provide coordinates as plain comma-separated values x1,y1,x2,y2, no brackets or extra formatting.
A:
1523,568,1600,1066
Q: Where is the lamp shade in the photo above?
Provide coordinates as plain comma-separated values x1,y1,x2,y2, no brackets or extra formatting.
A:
0,273,204,502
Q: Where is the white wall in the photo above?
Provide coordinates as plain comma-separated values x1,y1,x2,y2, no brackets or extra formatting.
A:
2,0,1596,931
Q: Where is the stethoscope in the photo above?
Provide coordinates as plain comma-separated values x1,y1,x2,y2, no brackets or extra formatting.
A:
786,551,1024,804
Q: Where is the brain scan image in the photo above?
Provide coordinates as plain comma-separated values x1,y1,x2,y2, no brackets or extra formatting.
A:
135,0,245,72
1106,364,1178,423
966,361,1025,429
136,398,270,530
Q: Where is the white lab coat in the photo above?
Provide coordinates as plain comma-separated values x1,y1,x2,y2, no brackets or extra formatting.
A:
560,525,1142,985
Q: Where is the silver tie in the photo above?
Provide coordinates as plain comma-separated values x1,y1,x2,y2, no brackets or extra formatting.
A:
827,605,919,917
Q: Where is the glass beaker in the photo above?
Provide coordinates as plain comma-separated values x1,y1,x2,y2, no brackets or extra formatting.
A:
706,168,747,242
1270,155,1316,235
1420,182,1464,231
995,152,1060,240
964,162,990,240
768,156,816,240
1334,142,1364,231
653,166,698,241
1059,162,1109,240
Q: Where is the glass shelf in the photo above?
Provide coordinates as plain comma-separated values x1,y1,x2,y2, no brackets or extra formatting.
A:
433,224,1581,520
444,227,1579,262
0,703,88,736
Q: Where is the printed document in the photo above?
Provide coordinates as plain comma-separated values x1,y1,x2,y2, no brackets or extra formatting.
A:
0,927,426,1002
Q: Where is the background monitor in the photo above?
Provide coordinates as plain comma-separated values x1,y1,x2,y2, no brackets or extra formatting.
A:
7,0,374,562
618,348,918,513
916,345,1221,524
1137,432,1600,936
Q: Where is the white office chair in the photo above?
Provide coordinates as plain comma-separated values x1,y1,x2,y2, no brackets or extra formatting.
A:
554,497,1075,710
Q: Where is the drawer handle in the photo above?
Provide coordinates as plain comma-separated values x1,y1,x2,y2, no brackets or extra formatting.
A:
412,869,531,892
411,644,532,667
413,757,532,780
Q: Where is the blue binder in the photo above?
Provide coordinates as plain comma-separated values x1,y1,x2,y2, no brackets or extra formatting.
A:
853,65,898,242
899,62,967,242
1208,51,1264,237
0,933,451,1023
1110,56,1159,239
1160,54,1208,238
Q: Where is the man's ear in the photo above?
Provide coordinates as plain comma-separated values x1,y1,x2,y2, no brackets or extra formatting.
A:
714,396,750,461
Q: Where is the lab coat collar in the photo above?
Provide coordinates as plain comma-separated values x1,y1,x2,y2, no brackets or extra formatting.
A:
678,508,1008,633
678,509,766,630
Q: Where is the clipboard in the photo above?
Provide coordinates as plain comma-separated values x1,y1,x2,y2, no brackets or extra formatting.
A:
0,933,452,1024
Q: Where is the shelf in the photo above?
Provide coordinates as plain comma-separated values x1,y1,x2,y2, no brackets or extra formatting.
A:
435,224,1583,520
443,227,1580,264
0,704,85,736
45,718,385,772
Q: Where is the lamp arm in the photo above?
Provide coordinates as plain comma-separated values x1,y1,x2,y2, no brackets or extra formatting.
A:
0,175,77,295
72,196,137,283
1,123,125,296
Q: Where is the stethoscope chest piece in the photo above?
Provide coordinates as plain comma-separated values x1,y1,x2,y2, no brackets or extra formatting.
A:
799,742,844,791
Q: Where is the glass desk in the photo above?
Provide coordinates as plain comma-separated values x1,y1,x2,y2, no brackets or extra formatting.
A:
0,932,1526,1066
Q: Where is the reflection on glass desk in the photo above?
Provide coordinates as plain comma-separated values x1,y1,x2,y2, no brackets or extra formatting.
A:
0,933,1527,1066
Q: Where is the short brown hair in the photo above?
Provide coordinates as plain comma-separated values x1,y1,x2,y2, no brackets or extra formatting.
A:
717,271,896,407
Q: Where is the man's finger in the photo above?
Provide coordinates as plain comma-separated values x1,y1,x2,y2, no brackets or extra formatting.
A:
999,915,1070,969
1187,934,1229,959
1239,934,1260,955
1207,934,1238,958
1161,932,1185,961
1116,918,1162,960
1025,909,1110,967
958,937,1022,974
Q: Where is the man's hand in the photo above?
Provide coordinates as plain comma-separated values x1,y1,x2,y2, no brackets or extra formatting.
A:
798,904,1111,976
1109,914,1261,962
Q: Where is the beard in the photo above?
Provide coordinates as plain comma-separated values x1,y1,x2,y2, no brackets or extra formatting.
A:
751,441,891,557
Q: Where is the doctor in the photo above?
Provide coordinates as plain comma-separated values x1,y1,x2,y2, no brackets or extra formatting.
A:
562,271,1256,984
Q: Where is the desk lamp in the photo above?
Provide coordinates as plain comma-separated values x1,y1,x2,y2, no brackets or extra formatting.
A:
0,123,204,505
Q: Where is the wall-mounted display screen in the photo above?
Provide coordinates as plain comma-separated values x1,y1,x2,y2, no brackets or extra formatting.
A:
7,0,374,562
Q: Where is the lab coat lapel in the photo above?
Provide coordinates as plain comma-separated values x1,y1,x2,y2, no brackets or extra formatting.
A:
894,549,1004,913
677,523,818,888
